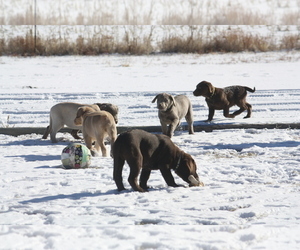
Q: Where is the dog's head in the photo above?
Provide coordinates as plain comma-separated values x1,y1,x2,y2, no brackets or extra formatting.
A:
175,152,204,187
152,93,176,111
193,81,215,98
74,106,96,126
95,103,119,124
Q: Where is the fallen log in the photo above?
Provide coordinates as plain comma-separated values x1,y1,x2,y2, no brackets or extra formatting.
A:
0,123,299,137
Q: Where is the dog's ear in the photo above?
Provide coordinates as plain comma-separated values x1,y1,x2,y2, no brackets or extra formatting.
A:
76,107,86,118
205,81,215,96
169,95,176,107
152,94,159,103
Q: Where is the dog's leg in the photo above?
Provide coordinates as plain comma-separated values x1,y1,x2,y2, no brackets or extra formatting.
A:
127,156,145,192
96,134,107,157
50,119,63,143
244,103,252,118
160,168,178,187
42,126,50,139
231,107,246,117
93,140,100,153
113,157,126,191
108,127,117,158
70,129,82,139
140,168,151,190
223,106,236,118
160,121,168,136
167,119,179,138
185,111,194,135
84,135,96,156
207,107,215,121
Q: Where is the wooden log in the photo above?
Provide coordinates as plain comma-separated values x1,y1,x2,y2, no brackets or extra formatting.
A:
0,123,299,137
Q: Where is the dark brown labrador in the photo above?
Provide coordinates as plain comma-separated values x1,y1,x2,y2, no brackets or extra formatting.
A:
193,81,255,121
113,129,204,192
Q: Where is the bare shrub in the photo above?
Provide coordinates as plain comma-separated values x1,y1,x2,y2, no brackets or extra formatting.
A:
159,25,203,53
6,30,36,55
209,5,269,25
159,26,204,53
281,12,300,25
1,26,299,56
0,38,5,55
280,34,300,50
114,26,154,55
202,30,275,53
7,5,35,25
3,0,296,25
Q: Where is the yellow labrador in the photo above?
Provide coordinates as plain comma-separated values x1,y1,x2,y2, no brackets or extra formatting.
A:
74,106,117,157
42,102,100,143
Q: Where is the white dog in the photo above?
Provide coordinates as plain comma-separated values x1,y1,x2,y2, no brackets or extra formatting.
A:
42,102,100,143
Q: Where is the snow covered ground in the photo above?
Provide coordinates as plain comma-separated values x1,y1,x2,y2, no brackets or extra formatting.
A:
0,52,300,249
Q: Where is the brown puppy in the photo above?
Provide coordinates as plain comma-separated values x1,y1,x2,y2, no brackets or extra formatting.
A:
193,81,255,121
113,129,204,192
152,93,194,137
74,106,117,157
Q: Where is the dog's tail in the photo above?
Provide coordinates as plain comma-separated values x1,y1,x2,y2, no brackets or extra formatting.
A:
42,126,50,139
42,115,52,139
245,87,256,93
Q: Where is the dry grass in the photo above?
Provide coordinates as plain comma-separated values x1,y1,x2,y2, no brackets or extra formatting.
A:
280,34,300,50
0,26,299,56
1,0,300,25
202,30,276,53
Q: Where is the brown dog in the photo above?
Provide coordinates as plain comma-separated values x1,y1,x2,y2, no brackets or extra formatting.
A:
193,81,255,121
113,129,204,192
74,106,117,157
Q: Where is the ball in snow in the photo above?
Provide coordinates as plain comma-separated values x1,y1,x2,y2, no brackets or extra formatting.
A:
61,143,91,169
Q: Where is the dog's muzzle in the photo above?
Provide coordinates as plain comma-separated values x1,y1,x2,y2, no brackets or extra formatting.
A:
188,175,204,187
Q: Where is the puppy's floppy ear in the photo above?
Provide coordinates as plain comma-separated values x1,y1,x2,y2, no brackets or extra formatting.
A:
169,95,176,107
205,81,215,96
152,94,159,103
76,107,86,118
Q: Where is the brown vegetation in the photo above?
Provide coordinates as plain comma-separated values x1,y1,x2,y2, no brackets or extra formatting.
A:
1,0,300,25
0,26,299,56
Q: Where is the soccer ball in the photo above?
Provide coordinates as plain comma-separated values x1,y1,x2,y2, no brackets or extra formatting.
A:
61,143,91,169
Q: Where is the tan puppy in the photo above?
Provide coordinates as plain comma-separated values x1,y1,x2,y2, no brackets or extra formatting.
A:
74,106,117,157
42,102,101,143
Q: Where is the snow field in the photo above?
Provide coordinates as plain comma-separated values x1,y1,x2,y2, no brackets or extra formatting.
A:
0,52,300,249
